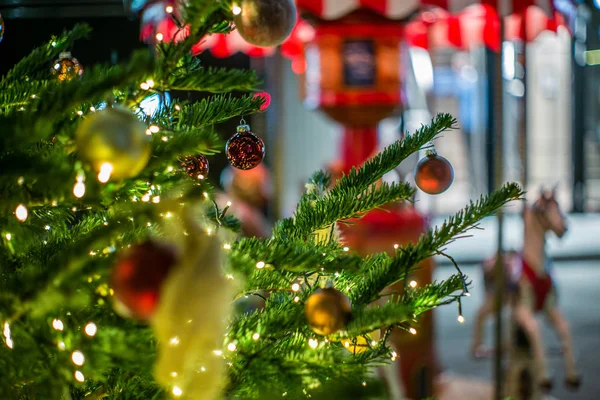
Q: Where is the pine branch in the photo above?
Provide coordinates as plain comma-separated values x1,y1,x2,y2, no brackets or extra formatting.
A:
350,183,523,304
0,24,92,86
274,114,456,241
0,50,155,150
274,181,415,241
332,114,455,195
165,67,261,93
174,94,265,130
230,237,364,277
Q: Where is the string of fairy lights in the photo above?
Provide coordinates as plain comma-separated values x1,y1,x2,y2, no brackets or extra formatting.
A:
1,6,470,396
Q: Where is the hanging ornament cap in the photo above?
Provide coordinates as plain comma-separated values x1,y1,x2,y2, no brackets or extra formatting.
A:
237,124,252,133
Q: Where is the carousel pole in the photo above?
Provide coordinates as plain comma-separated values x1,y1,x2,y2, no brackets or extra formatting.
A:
517,16,528,190
493,1,507,399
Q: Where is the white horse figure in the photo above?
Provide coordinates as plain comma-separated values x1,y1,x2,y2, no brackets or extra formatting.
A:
471,188,580,393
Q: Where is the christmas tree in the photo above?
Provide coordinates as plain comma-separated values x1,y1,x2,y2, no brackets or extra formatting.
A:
0,2,522,399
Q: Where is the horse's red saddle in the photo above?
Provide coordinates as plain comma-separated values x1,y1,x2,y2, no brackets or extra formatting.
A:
521,258,553,312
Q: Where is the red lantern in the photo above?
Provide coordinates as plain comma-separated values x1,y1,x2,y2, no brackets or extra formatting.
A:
299,10,404,172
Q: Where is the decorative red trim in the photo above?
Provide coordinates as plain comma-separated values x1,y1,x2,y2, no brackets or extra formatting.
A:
316,91,401,107
315,24,404,38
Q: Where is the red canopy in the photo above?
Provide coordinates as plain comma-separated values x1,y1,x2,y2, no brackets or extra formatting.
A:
295,0,557,19
139,0,568,61
405,4,567,52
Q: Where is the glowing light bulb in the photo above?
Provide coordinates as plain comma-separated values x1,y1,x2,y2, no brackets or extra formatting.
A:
172,386,183,397
73,181,86,198
465,292,471,297
97,163,113,183
409,280,418,288
457,315,465,324
155,33,164,42
308,339,318,349
393,244,399,249
140,82,150,90
84,322,97,337
71,350,85,366
52,319,64,331
3,322,13,349
149,125,160,133
146,79,155,88
5,233,11,241
169,336,180,346
256,261,265,269
343,246,349,252
74,370,85,382
294,296,300,302
213,350,223,356
76,110,84,116
223,243,231,250
15,204,28,222
152,196,160,204
291,283,300,292
409,328,417,335
226,201,232,207
252,333,260,341
232,5,242,15
141,194,150,202
58,341,66,350
165,5,174,13
227,342,237,352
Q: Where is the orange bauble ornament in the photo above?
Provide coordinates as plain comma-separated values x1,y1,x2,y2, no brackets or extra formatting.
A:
414,150,454,195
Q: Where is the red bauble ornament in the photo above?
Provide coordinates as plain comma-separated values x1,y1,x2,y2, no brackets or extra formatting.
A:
180,154,209,181
225,124,265,170
414,151,454,195
111,240,178,320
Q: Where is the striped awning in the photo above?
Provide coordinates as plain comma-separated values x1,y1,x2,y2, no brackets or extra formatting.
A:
295,0,558,19
405,4,567,51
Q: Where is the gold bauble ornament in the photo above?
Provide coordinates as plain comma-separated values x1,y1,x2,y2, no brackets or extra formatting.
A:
51,52,83,81
342,329,381,354
233,0,297,47
76,107,151,180
305,288,352,336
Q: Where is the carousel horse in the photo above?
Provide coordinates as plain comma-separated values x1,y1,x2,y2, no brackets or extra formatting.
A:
470,188,580,391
